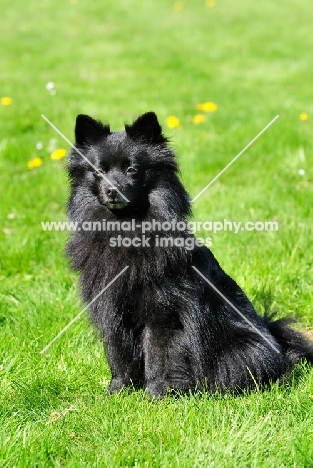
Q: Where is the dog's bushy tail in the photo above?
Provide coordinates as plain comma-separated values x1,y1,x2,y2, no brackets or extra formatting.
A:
265,314,313,364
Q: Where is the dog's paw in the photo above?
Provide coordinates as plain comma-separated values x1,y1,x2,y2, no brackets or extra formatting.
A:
107,378,127,394
145,380,168,399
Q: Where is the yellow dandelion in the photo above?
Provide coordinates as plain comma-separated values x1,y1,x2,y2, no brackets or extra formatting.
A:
166,115,181,129
50,148,67,160
1,97,12,106
192,114,206,124
196,101,217,112
27,157,43,169
299,113,308,121
205,0,215,7
174,1,183,11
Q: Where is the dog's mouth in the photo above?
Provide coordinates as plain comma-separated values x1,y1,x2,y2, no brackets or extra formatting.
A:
99,190,129,210
104,200,129,210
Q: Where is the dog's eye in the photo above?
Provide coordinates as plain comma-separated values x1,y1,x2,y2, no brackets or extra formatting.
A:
126,166,137,174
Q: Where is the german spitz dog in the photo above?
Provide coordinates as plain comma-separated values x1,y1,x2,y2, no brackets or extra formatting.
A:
66,111,313,397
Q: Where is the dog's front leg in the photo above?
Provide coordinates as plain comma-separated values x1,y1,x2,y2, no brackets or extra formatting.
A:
143,326,170,398
105,331,144,394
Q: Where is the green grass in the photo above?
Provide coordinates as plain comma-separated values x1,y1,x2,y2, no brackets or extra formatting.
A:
1,0,313,466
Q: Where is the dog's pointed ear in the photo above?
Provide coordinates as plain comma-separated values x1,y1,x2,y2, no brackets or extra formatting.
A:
75,114,110,145
125,112,167,144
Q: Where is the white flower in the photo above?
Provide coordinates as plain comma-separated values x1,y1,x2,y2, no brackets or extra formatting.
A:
46,82,55,91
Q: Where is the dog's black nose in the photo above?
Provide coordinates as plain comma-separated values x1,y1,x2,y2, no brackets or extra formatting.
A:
106,187,117,198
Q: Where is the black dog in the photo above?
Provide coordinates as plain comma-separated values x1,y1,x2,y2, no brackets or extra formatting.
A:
66,111,313,397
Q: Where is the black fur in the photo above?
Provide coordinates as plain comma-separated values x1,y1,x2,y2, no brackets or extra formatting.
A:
66,111,313,397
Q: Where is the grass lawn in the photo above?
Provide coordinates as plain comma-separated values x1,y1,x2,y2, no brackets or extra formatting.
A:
1,0,313,466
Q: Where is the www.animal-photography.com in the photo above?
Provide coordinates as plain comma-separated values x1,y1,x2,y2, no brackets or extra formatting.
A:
1,1,312,467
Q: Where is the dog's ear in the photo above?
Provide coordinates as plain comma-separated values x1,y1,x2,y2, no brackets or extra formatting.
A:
75,114,110,145
125,112,167,144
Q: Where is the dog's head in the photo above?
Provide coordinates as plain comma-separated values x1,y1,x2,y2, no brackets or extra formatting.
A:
68,112,178,212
